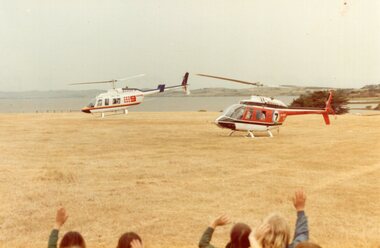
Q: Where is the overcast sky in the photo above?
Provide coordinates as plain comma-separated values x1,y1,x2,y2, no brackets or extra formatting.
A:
0,0,379,91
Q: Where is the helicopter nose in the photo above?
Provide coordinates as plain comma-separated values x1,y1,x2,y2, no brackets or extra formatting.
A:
215,116,220,125
215,115,236,130
81,107,91,113
215,115,223,125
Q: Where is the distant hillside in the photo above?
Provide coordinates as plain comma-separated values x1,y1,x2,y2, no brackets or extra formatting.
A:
0,87,316,99
1,84,379,99
361,84,380,90
0,90,103,99
163,86,342,97
348,84,380,98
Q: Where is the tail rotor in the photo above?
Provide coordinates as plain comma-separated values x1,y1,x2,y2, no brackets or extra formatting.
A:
322,90,335,125
182,72,190,95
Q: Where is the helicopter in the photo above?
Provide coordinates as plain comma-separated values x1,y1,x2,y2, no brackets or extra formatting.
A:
197,74,335,138
72,72,190,118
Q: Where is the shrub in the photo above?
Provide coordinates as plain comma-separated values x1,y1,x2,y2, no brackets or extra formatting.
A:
290,90,349,114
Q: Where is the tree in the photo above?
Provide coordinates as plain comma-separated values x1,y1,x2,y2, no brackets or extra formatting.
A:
290,90,350,114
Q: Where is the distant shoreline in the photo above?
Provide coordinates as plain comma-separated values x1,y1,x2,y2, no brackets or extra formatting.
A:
1,85,379,99
0,95,379,114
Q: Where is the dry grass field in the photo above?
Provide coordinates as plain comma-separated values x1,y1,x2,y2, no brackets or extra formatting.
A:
0,112,379,248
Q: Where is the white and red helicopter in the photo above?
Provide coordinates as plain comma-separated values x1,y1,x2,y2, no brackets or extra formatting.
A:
197,74,335,138
72,72,189,118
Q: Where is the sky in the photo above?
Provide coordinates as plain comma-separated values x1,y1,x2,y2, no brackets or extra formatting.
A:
0,0,379,91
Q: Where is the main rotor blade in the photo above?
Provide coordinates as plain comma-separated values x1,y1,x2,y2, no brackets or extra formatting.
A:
70,80,114,85
70,74,145,86
279,84,335,89
196,73,261,86
263,84,296,88
116,74,145,82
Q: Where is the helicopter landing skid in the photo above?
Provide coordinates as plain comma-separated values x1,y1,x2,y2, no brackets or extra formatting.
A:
267,130,273,138
98,109,128,119
229,129,276,138
246,130,274,138
246,131,255,138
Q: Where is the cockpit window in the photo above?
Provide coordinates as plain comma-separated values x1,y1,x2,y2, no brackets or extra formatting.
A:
96,99,103,107
87,98,96,108
223,104,245,120
223,104,240,117
231,106,245,119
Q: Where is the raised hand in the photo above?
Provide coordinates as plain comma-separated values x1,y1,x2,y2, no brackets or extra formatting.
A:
249,224,270,248
255,223,270,240
293,189,307,212
131,239,143,248
55,207,69,229
210,214,231,229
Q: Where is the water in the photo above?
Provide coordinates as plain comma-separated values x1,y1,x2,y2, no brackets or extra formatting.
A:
0,96,377,113
0,98,89,113
0,96,297,113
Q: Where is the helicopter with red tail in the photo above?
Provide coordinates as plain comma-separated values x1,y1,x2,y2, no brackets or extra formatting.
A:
197,74,335,138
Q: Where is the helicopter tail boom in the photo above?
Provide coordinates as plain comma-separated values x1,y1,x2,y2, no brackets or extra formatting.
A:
282,90,334,125
142,72,190,96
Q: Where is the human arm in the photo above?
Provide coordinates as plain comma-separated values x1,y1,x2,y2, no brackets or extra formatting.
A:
289,190,309,248
48,207,69,248
199,214,231,248
48,229,59,248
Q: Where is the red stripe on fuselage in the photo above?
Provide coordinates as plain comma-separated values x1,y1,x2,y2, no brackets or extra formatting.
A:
82,102,141,113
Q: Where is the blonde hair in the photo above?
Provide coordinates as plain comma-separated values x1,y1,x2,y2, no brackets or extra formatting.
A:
258,213,290,248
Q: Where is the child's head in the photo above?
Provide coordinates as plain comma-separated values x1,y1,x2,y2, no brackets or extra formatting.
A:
258,213,290,248
59,231,86,248
226,223,251,248
296,242,322,248
117,232,142,248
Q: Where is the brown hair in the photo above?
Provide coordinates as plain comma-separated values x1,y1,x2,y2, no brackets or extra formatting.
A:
296,242,322,248
117,232,142,248
59,231,86,248
226,223,252,248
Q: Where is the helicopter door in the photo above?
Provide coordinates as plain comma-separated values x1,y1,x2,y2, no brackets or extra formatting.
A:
243,108,254,120
112,98,121,105
253,109,273,122
255,110,267,121
96,98,103,107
